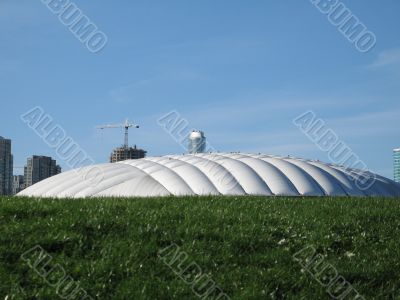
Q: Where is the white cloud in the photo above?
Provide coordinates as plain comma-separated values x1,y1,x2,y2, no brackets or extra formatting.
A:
369,48,400,68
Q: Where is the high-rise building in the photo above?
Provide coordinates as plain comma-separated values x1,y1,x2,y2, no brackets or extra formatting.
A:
24,155,61,188
188,130,206,154
110,145,147,163
394,148,400,183
12,175,24,195
0,136,13,195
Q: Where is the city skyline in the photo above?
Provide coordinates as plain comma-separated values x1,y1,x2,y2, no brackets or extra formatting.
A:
1,1,400,179
0,138,62,194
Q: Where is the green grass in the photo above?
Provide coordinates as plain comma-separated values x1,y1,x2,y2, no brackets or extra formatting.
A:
1,196,400,299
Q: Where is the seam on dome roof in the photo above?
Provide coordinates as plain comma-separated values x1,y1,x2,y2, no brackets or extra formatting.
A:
280,158,328,195
239,154,301,195
235,153,300,195
87,164,168,197
34,164,102,195
34,164,112,196
305,162,352,196
197,154,250,194
341,168,396,196
345,169,384,195
340,166,387,196
214,153,276,195
62,164,144,197
247,154,304,196
163,155,222,194
328,165,372,196
252,154,325,196
147,156,219,194
91,170,169,197
202,153,273,195
309,160,370,196
296,159,349,196
138,158,196,195
183,154,246,194
118,161,176,195
283,158,350,196
23,170,75,195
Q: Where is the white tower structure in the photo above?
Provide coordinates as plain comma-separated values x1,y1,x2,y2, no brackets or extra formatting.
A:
188,130,206,154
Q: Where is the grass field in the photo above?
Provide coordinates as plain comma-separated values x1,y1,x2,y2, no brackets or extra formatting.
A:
1,196,400,299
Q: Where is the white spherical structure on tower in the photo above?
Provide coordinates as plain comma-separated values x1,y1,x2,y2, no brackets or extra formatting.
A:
188,130,206,154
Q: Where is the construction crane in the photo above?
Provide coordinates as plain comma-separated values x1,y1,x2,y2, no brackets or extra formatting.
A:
96,119,140,160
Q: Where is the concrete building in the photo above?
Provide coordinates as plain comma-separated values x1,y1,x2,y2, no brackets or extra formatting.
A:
188,130,206,154
394,148,400,183
24,155,61,188
110,145,146,163
12,175,24,195
0,136,13,195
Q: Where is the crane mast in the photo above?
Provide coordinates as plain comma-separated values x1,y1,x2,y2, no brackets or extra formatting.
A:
96,119,140,160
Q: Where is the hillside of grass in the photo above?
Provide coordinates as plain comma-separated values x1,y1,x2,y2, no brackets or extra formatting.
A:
1,196,400,299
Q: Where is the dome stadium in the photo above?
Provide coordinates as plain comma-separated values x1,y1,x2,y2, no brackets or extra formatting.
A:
18,153,400,198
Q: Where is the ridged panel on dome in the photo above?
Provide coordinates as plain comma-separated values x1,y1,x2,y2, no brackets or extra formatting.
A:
256,156,325,196
307,161,366,196
168,155,246,195
144,156,220,195
218,153,299,196
200,154,273,195
283,158,347,196
93,176,170,197
121,159,195,196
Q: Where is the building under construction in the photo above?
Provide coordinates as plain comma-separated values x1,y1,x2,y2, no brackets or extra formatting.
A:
110,145,147,163
96,119,146,163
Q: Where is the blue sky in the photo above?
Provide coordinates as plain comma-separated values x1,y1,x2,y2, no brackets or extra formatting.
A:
1,0,399,179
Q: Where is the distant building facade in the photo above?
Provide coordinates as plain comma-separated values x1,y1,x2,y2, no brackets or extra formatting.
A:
0,136,13,195
395,148,400,183
188,130,206,154
24,156,61,188
110,145,147,163
12,175,24,195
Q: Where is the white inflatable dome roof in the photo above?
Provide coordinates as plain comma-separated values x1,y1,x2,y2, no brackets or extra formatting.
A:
18,153,400,198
